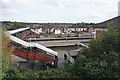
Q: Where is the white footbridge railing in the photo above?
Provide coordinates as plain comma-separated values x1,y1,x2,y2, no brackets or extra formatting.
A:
7,28,58,56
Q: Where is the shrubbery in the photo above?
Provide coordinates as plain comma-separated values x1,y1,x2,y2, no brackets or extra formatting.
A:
3,68,39,79
74,35,79,37
2,24,120,79
67,35,70,37
38,69,57,78
3,68,23,79
57,36,61,38
63,25,119,78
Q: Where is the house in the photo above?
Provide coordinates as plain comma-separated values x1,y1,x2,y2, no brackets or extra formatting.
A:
55,29,61,34
38,28,42,33
53,25,70,34
54,27,62,34
69,26,87,33
64,27,69,34
60,27,64,33
88,27,94,33
69,27,75,32
51,28,55,33
40,25,53,34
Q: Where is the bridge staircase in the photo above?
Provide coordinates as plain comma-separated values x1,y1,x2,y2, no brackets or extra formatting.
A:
7,28,58,67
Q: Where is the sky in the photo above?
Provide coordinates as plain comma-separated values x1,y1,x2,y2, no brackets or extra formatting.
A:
0,0,119,23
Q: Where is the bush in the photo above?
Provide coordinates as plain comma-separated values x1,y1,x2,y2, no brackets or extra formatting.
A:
67,35,70,37
8,27,18,30
3,68,23,79
69,26,119,78
74,35,79,37
20,68,39,78
38,69,60,78
58,36,61,38
3,68,39,79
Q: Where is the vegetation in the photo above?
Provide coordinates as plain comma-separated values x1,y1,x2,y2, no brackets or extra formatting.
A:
2,28,14,78
3,68,39,79
2,21,27,30
47,24,53,27
38,69,58,78
67,35,70,37
3,68,23,79
1,22,119,79
58,35,61,38
76,22,96,26
3,67,72,79
62,24,119,78
75,35,79,37
2,21,97,31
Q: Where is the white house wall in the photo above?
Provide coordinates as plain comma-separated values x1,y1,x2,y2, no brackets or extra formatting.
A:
55,30,61,34
38,28,42,33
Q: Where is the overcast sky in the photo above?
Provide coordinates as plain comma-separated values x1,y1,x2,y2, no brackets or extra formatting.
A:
0,0,119,23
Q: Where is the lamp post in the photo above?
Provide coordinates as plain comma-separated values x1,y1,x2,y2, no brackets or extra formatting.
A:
78,43,79,51
65,32,67,43
79,31,80,37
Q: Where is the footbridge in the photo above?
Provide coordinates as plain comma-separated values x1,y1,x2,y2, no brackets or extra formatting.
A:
7,28,58,67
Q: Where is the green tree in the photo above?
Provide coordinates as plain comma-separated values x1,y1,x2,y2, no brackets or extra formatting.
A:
8,22,27,30
21,68,38,78
65,24,119,78
13,22,27,28
47,24,52,27
2,28,14,76
77,22,85,26
3,68,23,79
38,69,58,78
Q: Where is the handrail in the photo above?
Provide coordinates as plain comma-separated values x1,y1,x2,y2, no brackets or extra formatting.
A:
79,42,89,48
31,29,40,34
7,28,58,56
7,27,29,34
9,35,58,56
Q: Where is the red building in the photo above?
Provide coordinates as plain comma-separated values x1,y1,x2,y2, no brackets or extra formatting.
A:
95,30,106,39
88,27,94,33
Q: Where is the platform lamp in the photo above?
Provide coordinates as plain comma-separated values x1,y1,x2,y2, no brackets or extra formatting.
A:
64,32,67,43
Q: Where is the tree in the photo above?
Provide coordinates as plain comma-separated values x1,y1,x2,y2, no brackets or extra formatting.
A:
20,68,38,78
2,28,14,78
8,22,27,30
77,22,86,26
65,24,119,78
3,68,23,79
47,24,52,27
13,22,27,28
38,69,58,78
